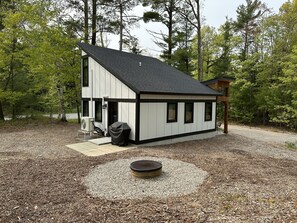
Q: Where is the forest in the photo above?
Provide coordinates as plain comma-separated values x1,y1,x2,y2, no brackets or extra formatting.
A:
0,0,296,130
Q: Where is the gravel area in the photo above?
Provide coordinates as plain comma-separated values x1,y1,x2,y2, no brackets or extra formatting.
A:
228,124,297,145
232,136,297,161
0,123,81,159
0,123,297,222
85,156,208,200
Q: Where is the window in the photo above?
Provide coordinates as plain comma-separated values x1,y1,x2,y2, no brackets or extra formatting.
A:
95,101,102,122
82,57,88,87
167,103,178,123
82,100,89,117
184,102,194,123
205,102,213,121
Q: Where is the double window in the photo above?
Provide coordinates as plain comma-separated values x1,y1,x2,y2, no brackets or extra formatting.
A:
205,102,213,121
167,103,178,123
184,102,194,123
82,57,88,87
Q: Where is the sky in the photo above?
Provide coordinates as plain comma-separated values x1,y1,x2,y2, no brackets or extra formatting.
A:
108,0,287,56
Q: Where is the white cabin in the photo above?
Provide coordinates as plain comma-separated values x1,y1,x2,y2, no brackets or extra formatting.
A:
79,43,220,144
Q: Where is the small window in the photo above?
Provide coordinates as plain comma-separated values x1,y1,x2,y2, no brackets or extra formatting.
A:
167,103,178,123
205,102,212,121
95,101,102,122
184,102,194,123
82,57,88,87
82,100,89,117
224,87,229,97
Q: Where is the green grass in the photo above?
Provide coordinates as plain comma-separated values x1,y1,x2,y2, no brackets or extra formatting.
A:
0,116,79,128
285,141,297,150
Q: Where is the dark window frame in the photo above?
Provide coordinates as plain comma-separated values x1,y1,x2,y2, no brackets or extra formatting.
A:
204,102,213,121
184,102,194,123
82,57,89,87
167,102,178,123
95,100,102,122
82,100,89,117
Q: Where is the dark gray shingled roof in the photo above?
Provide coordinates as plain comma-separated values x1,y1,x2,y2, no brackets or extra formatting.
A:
78,42,220,96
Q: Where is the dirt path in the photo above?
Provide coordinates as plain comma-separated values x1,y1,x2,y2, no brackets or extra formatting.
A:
228,124,297,145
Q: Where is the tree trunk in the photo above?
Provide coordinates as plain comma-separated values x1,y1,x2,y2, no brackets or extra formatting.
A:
10,38,16,119
119,1,123,51
185,21,189,73
0,101,4,121
91,0,97,45
243,31,248,61
167,0,173,64
84,0,89,43
58,86,67,122
76,99,81,124
197,0,203,81
100,30,105,47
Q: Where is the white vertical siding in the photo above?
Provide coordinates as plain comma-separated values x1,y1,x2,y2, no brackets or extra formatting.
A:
118,102,136,140
156,103,166,137
92,101,135,140
196,103,203,131
202,102,216,130
81,54,136,140
139,102,216,141
81,57,136,99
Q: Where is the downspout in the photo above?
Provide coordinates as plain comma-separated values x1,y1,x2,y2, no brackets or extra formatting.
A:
91,69,94,118
135,93,140,144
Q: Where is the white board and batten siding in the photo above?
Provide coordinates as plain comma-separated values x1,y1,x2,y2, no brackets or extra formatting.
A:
81,51,136,140
118,102,136,140
139,101,216,141
81,53,136,99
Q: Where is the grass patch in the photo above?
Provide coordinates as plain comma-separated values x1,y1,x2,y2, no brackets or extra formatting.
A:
67,118,79,124
0,116,57,127
285,141,297,150
0,116,79,130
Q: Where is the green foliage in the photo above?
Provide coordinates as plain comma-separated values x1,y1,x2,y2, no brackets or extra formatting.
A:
0,0,80,121
233,0,267,61
285,142,297,150
0,0,295,130
143,11,160,23
141,0,182,63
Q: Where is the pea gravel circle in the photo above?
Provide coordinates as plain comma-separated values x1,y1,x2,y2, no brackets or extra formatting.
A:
84,157,208,200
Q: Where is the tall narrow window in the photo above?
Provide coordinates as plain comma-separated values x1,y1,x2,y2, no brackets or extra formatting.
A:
167,103,178,123
184,102,194,123
205,102,213,121
95,101,102,122
82,57,88,87
82,100,89,117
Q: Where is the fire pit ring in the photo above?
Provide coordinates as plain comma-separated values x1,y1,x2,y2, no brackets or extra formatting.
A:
130,160,162,178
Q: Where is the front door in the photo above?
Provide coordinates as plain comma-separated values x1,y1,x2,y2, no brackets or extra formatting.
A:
108,102,118,127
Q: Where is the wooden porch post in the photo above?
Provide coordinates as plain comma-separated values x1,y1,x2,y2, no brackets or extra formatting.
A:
224,102,228,134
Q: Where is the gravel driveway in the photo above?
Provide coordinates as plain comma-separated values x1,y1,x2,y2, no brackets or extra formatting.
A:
0,123,297,222
228,124,297,144
227,124,297,161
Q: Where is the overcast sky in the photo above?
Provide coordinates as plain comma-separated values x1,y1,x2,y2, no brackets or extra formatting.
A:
108,0,287,56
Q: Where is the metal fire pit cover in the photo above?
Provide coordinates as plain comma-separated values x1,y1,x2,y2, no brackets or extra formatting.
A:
130,160,162,178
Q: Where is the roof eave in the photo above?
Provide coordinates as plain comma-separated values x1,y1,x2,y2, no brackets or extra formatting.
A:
139,91,222,96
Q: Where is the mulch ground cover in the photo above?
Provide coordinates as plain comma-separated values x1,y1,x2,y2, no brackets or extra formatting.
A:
0,124,296,222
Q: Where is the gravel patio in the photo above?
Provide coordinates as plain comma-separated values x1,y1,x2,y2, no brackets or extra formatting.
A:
0,123,296,222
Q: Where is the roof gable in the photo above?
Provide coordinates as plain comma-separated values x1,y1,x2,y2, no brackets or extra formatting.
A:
78,42,220,96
